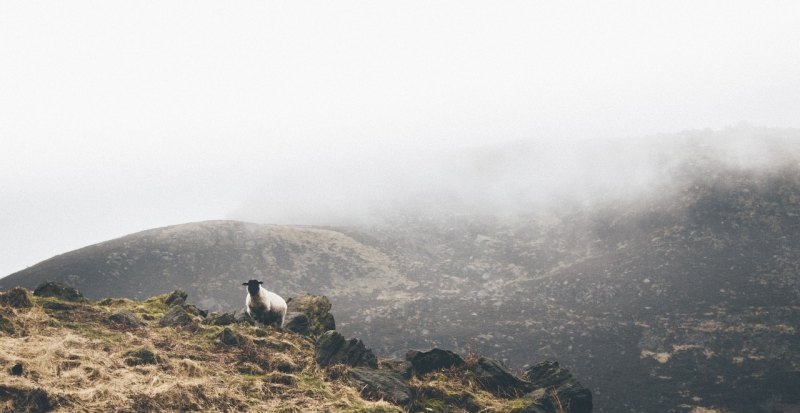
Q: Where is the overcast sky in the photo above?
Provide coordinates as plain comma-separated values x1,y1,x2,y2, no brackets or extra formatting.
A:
2,1,800,277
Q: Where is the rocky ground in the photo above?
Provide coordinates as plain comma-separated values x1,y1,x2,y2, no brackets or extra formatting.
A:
0,283,590,412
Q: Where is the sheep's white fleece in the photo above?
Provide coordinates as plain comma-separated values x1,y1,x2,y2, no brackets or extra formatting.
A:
246,286,287,327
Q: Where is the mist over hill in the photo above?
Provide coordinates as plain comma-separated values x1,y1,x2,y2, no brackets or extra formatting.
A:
3,129,800,412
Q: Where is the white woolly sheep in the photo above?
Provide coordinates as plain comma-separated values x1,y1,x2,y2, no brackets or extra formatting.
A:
242,279,287,328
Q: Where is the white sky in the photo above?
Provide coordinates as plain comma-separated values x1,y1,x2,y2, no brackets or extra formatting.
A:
2,1,800,277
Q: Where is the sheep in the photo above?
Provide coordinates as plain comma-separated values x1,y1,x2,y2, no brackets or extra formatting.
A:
242,279,287,328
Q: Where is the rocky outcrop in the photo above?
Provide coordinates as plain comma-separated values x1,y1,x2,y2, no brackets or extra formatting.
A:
32,282,84,302
106,311,146,330
349,367,412,407
470,357,531,397
406,348,464,376
286,294,335,337
233,308,254,325
283,312,310,335
379,359,413,380
521,361,592,413
158,305,197,331
164,290,188,306
315,330,377,368
216,327,246,347
204,312,236,326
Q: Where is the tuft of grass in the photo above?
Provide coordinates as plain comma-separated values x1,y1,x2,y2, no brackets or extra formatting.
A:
550,388,568,413
123,348,161,366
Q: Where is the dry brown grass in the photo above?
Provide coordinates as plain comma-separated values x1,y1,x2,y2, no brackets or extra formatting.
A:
549,388,568,413
0,294,402,412
407,366,532,412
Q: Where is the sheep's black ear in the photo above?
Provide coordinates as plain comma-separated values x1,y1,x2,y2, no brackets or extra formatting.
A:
242,282,248,286
258,281,263,284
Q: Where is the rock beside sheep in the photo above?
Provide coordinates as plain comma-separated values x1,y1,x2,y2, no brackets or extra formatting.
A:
283,312,310,335
204,312,236,326
315,330,377,368
286,294,335,336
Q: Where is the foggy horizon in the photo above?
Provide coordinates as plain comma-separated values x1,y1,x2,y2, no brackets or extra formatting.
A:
3,1,800,277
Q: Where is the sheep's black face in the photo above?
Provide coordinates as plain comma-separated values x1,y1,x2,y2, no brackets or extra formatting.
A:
242,279,263,295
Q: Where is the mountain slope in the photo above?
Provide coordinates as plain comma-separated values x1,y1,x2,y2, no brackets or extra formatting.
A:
0,287,587,413
343,164,800,413
1,221,411,311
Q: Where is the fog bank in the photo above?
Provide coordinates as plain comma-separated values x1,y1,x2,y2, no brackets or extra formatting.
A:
231,126,800,225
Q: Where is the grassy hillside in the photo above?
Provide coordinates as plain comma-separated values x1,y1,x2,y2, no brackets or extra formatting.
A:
0,221,412,311
0,287,584,413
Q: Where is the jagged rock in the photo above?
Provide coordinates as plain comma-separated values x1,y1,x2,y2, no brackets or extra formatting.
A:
107,311,146,329
158,305,197,331
10,362,23,376
315,330,377,368
349,366,413,407
406,348,464,376
164,290,187,306
182,303,207,318
0,385,53,413
123,349,160,366
216,327,245,346
0,287,33,308
286,294,335,336
233,308,254,325
204,312,236,326
521,361,592,413
33,282,84,302
283,312,310,335
523,361,571,388
470,357,531,397
379,359,413,380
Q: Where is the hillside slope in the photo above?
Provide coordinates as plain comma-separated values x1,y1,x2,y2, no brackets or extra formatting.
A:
1,221,411,311
0,286,589,412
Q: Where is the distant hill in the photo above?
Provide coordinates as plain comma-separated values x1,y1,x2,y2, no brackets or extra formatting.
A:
1,221,411,311
3,145,800,412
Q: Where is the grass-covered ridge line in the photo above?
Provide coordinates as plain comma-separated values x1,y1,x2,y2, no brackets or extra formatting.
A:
0,286,587,412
